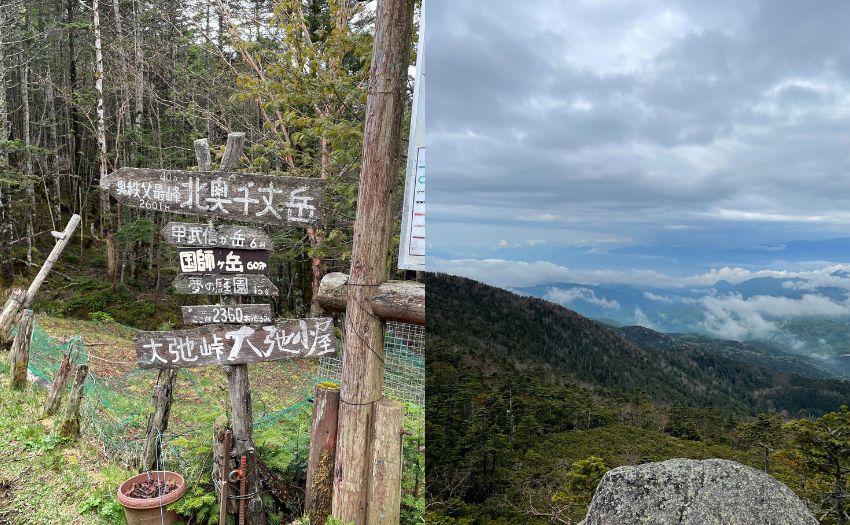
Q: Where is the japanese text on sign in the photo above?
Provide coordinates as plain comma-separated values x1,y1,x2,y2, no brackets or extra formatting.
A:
135,318,335,368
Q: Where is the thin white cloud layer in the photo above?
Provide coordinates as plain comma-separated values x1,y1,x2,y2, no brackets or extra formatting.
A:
544,287,621,310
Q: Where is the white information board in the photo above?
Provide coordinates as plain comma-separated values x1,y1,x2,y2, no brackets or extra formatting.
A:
398,5,425,271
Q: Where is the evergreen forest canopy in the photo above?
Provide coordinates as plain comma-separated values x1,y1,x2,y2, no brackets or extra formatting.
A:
426,272,850,524
0,0,419,326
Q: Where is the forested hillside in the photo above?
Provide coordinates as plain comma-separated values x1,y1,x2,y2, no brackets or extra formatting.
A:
427,273,850,524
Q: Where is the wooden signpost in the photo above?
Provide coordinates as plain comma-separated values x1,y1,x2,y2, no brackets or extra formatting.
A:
101,167,324,226
135,318,334,369
101,131,334,525
171,274,278,296
182,304,273,325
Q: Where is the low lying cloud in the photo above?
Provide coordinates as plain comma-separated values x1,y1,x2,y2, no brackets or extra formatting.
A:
544,287,620,310
700,293,850,340
644,292,697,304
634,307,656,330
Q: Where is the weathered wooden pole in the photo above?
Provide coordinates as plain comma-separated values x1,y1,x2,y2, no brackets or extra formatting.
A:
0,288,24,346
0,214,82,340
58,364,88,438
319,272,425,326
216,132,264,524
215,425,232,524
332,0,414,521
42,341,75,417
9,309,34,390
220,132,245,171
365,399,404,525
224,364,263,524
194,138,212,171
306,383,341,525
141,368,178,470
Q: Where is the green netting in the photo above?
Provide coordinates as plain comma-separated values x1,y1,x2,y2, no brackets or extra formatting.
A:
24,318,425,489
26,321,318,477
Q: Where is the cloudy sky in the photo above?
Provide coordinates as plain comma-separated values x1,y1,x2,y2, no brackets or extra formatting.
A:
428,0,850,290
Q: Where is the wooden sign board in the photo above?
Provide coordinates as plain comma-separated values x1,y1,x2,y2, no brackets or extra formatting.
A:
172,274,279,296
101,168,324,227
162,222,272,250
177,248,269,274
135,318,335,368
182,304,273,325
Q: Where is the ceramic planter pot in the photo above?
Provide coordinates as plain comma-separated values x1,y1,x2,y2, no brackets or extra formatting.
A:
116,471,187,525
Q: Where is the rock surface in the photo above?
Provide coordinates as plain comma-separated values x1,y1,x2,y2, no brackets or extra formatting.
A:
580,458,817,525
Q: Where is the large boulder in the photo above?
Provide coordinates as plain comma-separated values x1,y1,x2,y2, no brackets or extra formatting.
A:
580,458,817,525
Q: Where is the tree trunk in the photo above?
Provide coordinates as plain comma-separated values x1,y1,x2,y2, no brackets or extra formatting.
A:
92,0,116,284
332,1,414,522
0,1,11,283
19,3,35,266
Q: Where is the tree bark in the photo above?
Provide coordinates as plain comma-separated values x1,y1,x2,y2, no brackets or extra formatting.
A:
332,1,414,522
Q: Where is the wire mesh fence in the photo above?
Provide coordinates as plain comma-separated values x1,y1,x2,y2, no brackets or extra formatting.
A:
316,320,425,407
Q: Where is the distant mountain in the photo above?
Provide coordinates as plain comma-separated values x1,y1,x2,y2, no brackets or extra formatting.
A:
519,275,850,366
616,327,836,380
430,273,850,417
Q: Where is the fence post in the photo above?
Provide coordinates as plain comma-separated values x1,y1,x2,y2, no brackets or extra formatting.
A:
9,309,34,390
306,383,341,524
58,364,89,438
42,340,75,416
365,399,404,525
142,368,178,471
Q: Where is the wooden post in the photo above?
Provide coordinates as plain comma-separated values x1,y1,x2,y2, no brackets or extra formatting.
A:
141,368,178,470
42,343,74,417
365,400,404,525
0,288,24,346
58,364,88,438
213,419,233,524
9,309,34,390
194,138,212,171
220,132,245,171
318,272,425,326
306,383,340,525
0,214,81,340
332,0,414,522
224,364,263,524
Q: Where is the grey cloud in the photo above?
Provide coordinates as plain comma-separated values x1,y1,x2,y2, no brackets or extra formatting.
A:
429,0,850,258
